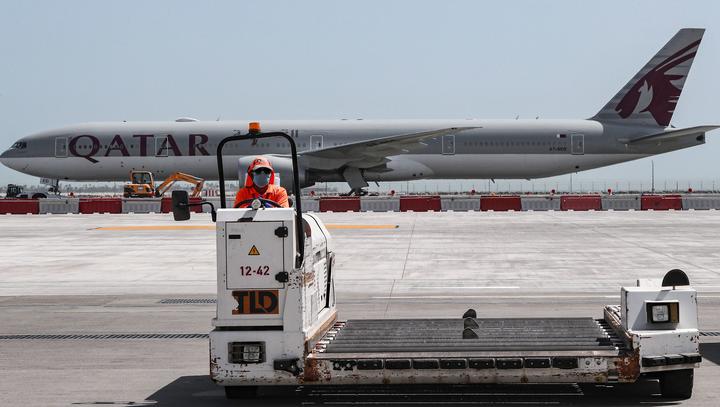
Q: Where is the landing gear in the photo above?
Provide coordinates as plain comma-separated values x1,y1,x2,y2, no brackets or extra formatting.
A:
343,187,368,196
44,178,61,196
342,167,368,196
659,369,693,399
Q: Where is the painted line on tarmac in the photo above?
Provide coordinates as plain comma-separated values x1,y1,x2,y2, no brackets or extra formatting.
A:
94,224,398,231
94,225,214,231
327,224,399,229
376,295,720,299
373,295,620,299
407,286,521,289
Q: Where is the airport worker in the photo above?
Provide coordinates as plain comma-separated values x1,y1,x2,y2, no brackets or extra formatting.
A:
233,157,289,208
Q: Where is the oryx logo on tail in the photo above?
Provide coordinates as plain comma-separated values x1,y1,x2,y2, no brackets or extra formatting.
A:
615,40,700,127
592,28,705,127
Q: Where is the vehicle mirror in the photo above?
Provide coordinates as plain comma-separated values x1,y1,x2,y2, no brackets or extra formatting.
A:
172,190,191,221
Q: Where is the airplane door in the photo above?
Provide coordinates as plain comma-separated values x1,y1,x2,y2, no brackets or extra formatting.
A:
54,137,68,158
442,134,455,155
571,134,584,155
310,135,323,151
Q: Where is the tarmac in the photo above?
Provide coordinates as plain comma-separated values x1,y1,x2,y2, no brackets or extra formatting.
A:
0,210,719,406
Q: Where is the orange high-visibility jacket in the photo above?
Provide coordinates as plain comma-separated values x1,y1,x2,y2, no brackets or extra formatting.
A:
234,184,289,208
233,157,289,208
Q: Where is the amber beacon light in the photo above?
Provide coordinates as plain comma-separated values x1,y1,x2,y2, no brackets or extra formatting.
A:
249,122,261,134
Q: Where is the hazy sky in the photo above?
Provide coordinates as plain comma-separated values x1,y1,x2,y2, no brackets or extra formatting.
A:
1,1,718,192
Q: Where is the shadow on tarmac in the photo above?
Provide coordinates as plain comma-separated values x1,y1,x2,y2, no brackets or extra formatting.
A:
699,342,720,365
141,375,688,406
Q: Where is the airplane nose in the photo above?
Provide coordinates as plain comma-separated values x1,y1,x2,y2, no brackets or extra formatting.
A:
0,149,14,169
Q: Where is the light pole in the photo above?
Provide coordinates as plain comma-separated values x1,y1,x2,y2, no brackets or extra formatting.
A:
651,160,655,193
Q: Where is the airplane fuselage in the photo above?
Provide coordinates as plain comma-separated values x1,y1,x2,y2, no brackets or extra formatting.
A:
0,119,704,187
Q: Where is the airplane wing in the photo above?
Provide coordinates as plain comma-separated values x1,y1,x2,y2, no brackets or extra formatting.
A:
621,125,719,144
299,127,478,170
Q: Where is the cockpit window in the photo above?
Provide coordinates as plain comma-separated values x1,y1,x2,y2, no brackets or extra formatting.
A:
11,141,27,149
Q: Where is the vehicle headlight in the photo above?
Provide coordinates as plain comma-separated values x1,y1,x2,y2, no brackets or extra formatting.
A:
229,342,265,364
646,301,679,324
652,305,669,322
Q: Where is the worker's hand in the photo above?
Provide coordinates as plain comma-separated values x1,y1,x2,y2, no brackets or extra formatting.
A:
234,198,283,209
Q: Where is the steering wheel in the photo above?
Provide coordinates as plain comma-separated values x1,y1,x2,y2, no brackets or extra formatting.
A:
234,198,283,209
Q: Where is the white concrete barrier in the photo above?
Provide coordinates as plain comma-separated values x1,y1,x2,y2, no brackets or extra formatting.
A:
441,197,480,211
301,198,320,212
520,196,560,211
38,198,80,214
681,195,720,210
122,199,162,214
601,195,641,211
361,198,400,212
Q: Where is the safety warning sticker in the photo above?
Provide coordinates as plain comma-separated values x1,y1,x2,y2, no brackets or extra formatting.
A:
248,245,260,256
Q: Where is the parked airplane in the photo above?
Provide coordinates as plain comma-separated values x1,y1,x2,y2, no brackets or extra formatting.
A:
1,28,716,195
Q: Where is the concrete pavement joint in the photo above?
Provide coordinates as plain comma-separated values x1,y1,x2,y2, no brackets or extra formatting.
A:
547,212,720,278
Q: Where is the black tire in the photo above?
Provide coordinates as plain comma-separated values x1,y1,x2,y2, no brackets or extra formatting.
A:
659,369,693,399
224,385,259,399
32,193,47,199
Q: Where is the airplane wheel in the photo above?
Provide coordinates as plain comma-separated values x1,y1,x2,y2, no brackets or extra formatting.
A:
32,193,47,199
224,385,258,399
659,369,693,399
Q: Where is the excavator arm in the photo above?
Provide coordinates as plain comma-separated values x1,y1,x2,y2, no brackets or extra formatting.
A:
154,172,205,198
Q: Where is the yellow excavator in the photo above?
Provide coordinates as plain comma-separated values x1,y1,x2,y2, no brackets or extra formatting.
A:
123,171,205,198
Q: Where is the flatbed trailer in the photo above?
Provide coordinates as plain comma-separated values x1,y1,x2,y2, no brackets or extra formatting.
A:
307,317,624,384
171,125,702,400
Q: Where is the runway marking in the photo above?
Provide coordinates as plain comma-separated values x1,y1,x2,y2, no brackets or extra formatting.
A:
374,295,620,299
408,286,521,289
94,224,398,231
327,224,399,229
94,225,214,231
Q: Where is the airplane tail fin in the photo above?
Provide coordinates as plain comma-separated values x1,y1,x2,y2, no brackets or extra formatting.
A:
591,28,705,127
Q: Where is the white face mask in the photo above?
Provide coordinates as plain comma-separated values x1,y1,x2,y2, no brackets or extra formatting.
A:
252,171,271,188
